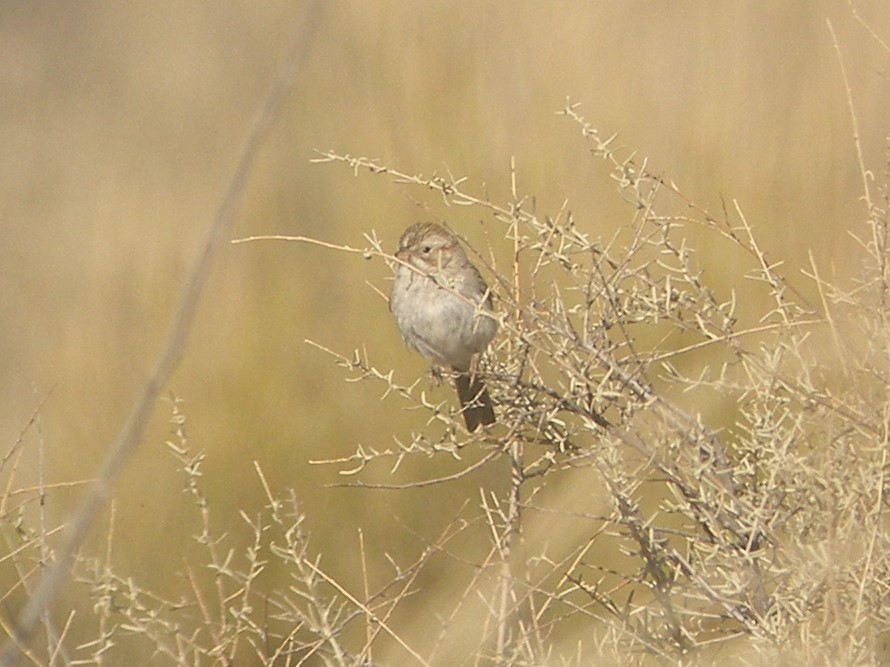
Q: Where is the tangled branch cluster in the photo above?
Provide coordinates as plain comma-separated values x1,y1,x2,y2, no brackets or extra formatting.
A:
306,102,890,663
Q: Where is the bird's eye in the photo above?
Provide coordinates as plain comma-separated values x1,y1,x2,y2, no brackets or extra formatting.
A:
422,245,432,254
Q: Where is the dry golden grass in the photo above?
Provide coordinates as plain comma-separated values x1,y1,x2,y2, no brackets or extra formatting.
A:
3,2,890,665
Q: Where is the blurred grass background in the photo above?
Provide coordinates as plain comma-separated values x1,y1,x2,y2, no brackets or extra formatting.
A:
3,0,890,659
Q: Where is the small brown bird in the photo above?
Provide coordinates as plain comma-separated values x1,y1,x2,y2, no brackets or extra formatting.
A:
389,223,497,431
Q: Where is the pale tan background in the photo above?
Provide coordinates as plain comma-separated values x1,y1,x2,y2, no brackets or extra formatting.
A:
3,0,890,658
